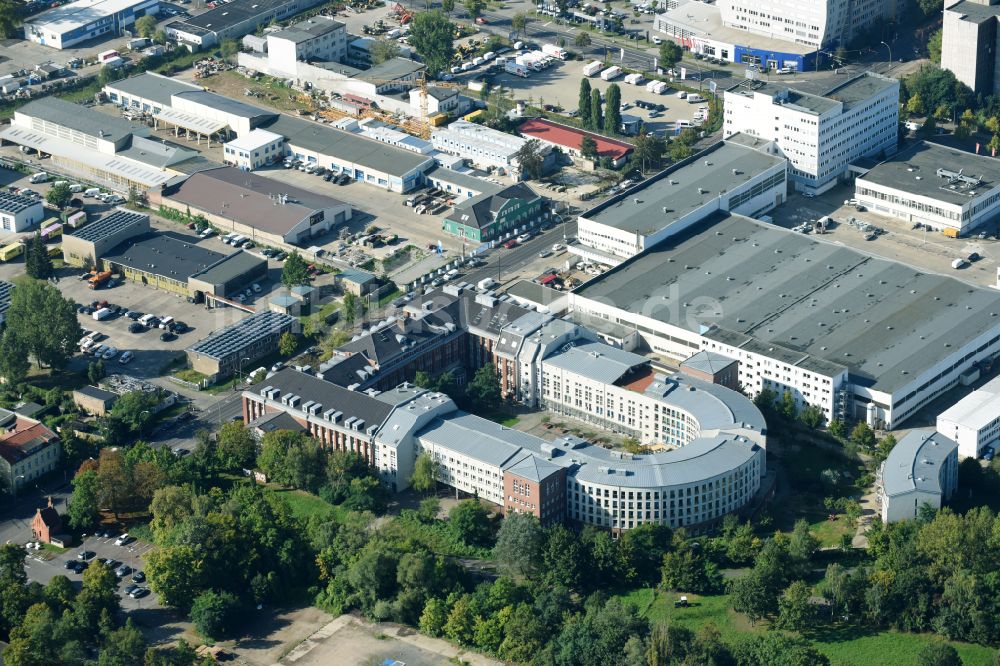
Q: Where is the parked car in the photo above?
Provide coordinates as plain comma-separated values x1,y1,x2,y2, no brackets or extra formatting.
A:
130,588,149,599
128,322,144,333
119,351,133,364
132,571,146,583
160,331,176,342
102,347,118,360
78,550,96,560
115,534,133,547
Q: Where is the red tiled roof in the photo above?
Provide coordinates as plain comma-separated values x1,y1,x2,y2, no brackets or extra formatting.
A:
0,418,57,464
518,118,634,160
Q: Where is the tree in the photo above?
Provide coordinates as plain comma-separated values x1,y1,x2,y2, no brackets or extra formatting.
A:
669,139,692,162
409,11,455,77
928,29,943,64
420,597,449,636
0,0,22,39
190,590,241,640
5,277,82,370
411,452,438,493
342,291,366,325
219,38,239,63
788,519,819,568
849,422,877,450
580,135,599,160
578,79,593,128
153,28,167,45
370,38,401,64
467,363,501,407
916,0,943,17
126,183,144,209
590,88,603,133
463,0,486,18
775,580,815,631
216,422,257,470
278,331,298,357
778,390,797,420
729,572,775,625
110,389,159,434
281,251,310,287
46,181,72,209
135,14,157,38
511,11,529,38
658,40,683,69
631,131,665,172
514,139,545,180
494,513,543,576
604,83,622,135
445,594,476,645
733,633,830,666
0,329,28,386
800,404,825,429
916,643,962,666
449,500,494,547
67,470,100,530
24,234,53,281
989,134,1000,158
574,31,591,47
441,0,455,12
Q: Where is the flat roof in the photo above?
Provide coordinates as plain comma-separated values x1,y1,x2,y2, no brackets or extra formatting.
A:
25,0,151,33
881,429,956,497
17,97,145,145
117,135,198,169
225,128,283,151
101,231,225,280
190,250,266,286
153,107,229,135
258,114,434,176
104,72,202,108
938,374,1000,430
170,0,305,33
574,213,1000,394
519,118,633,160
858,141,1000,207
729,72,898,115
582,138,785,234
271,15,344,43
657,1,815,55
357,57,424,82
0,192,41,215
69,209,147,243
166,166,346,236
945,0,1000,22
426,165,500,196
173,90,272,120
188,310,294,360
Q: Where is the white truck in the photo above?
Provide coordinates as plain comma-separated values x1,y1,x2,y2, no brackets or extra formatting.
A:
583,61,604,76
600,66,622,81
505,61,530,77
687,93,705,103
541,43,567,60
624,72,645,85
92,307,112,321
646,80,668,94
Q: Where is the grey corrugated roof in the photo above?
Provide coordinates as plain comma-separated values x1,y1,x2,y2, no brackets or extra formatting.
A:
359,57,425,82
105,72,202,108
272,15,344,43
187,310,294,360
102,232,225,280
581,138,785,233
542,340,647,384
69,210,147,243
117,136,198,169
858,141,1000,207
173,0,316,32
258,114,434,176
18,97,145,144
173,90,273,120
190,250,266,286
680,350,737,375
75,385,118,402
426,166,500,196
574,213,1000,393
254,366,396,428
881,429,957,497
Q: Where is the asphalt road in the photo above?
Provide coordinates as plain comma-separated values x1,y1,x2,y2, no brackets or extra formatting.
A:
462,217,579,286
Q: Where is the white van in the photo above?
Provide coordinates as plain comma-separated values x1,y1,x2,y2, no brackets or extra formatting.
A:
159,315,174,329
84,187,101,198
29,172,49,184
52,180,70,189
68,184,84,193
676,90,687,99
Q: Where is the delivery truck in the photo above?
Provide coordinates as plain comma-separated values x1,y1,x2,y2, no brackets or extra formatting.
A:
583,61,603,76
600,66,622,81
505,61,530,77
541,43,567,59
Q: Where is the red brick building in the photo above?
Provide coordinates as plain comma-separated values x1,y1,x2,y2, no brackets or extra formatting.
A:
503,455,566,527
31,497,62,544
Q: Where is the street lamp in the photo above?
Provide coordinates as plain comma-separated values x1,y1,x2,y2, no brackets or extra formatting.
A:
12,475,24,498
880,41,892,70
235,356,251,391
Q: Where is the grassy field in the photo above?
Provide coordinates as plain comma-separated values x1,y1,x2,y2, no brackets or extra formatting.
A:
620,588,997,666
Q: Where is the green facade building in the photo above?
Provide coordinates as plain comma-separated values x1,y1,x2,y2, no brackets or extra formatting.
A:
442,183,544,243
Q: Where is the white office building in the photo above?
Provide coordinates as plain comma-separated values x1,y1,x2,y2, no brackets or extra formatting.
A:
936,375,1000,458
717,0,894,48
0,193,45,234
855,141,1000,235
223,129,285,171
265,16,347,76
575,136,787,262
723,72,899,194
23,0,159,49
878,430,959,523
431,119,550,177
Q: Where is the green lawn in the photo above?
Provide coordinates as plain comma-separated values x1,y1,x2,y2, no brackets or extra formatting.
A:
619,588,997,666
266,486,349,524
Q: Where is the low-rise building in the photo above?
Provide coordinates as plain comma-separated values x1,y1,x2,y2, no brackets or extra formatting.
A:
878,430,959,523
24,0,159,49
336,268,378,296
31,497,62,544
103,71,202,116
855,141,1000,236
72,385,119,416
432,120,553,177
442,183,545,243
164,0,323,48
936,375,1000,458
679,351,740,390
186,310,296,379
518,118,634,167
0,412,61,495
0,192,45,234
222,129,285,171
61,209,150,268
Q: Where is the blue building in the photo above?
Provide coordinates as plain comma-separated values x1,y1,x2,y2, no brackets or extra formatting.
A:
24,0,159,49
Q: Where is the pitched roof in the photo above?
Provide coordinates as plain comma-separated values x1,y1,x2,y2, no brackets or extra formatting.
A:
247,410,307,433
0,417,58,465
518,118,633,160
35,505,60,528
448,182,541,230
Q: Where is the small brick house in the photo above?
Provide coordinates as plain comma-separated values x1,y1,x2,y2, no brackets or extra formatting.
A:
31,497,62,544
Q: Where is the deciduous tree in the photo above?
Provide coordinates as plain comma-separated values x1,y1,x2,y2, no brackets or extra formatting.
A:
281,251,310,287
494,513,543,577
5,277,81,370
409,11,455,77
67,470,100,530
411,452,438,493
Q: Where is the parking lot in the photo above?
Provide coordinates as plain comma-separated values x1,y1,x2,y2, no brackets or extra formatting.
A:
770,184,1000,289
24,531,160,614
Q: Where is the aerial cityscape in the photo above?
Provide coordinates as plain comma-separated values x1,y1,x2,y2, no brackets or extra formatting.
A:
0,0,997,663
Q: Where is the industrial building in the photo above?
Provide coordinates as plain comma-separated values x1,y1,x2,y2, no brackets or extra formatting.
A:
101,231,227,295
264,16,347,76
103,71,202,116
0,97,202,192
723,72,899,194
518,118,633,167
936,375,1000,458
941,0,1000,97
23,0,159,49
877,430,959,523
854,141,1000,235
164,0,323,49
61,209,150,268
431,120,554,177
186,310,296,379
222,129,285,170
442,183,545,243
0,192,45,234
569,212,1000,429
574,136,787,262
156,166,352,245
